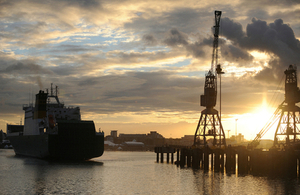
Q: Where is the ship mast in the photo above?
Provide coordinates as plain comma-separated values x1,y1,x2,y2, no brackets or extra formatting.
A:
47,83,60,105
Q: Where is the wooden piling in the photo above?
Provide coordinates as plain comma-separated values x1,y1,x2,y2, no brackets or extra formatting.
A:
192,148,201,169
225,146,236,173
160,151,164,163
180,148,186,167
187,150,191,167
220,152,224,171
167,152,169,163
204,147,209,171
154,145,300,178
233,152,236,174
210,153,214,171
176,149,180,167
237,147,248,175
225,146,231,173
285,149,297,178
156,147,159,163
214,149,220,172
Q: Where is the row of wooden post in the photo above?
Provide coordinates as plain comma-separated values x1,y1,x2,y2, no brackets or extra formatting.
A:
155,146,300,177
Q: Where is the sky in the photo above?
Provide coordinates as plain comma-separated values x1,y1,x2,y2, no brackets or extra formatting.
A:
1,0,300,140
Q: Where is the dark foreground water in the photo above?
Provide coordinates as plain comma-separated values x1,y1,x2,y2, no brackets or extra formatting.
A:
1,149,300,194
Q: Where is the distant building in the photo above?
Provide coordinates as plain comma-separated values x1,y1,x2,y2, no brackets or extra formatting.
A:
165,135,194,146
111,130,118,138
104,130,165,151
180,135,194,146
105,130,118,143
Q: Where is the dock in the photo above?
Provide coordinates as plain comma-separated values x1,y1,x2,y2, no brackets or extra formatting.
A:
154,146,300,177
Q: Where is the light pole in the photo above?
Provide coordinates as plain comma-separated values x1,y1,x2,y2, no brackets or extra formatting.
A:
235,119,238,138
226,130,230,139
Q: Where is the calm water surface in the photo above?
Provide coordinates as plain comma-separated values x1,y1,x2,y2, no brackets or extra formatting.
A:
1,149,300,194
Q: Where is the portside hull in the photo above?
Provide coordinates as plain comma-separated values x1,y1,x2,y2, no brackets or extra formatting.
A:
8,134,50,158
8,120,104,160
8,134,104,160
48,133,104,160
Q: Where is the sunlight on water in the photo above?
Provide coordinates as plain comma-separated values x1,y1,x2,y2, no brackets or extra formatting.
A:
0,150,300,194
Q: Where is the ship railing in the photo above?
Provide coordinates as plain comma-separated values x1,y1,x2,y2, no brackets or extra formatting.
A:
96,131,104,135
22,103,33,109
7,132,22,136
65,106,80,109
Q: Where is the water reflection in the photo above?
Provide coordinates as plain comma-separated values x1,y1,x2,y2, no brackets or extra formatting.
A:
12,154,104,194
2,150,300,194
190,167,300,195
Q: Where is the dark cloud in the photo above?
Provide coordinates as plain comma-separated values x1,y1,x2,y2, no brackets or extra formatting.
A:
142,34,158,46
240,0,300,7
0,60,53,75
73,71,202,114
186,41,206,58
233,17,300,61
162,28,208,58
221,17,246,43
163,28,189,47
221,44,253,63
124,8,210,36
49,44,98,54
220,16,300,82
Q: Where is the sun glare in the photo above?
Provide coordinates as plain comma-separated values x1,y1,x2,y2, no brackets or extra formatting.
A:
236,98,276,140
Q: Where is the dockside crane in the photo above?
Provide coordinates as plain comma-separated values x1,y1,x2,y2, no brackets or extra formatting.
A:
248,65,300,149
194,11,226,148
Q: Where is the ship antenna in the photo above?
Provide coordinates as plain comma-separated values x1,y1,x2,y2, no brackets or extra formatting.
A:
56,85,58,97
51,83,53,96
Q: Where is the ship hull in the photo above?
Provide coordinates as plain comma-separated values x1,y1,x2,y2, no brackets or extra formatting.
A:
8,121,104,160
8,134,50,158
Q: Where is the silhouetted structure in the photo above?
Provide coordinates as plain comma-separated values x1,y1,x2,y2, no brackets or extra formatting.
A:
274,65,300,147
104,130,165,151
248,65,300,149
194,11,226,148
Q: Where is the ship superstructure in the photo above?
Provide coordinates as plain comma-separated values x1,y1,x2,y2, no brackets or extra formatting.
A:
22,84,80,135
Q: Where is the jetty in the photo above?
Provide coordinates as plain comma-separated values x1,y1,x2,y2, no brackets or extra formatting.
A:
155,146,300,177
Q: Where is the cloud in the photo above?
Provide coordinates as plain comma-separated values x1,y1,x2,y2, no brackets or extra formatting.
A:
142,34,158,46
220,16,300,82
221,17,246,43
0,0,300,139
72,71,202,114
163,28,189,47
0,62,52,75
221,44,253,63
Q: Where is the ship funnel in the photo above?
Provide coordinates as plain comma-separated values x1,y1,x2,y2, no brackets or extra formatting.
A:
34,90,48,119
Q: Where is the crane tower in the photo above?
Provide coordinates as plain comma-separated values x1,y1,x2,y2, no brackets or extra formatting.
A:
248,65,300,149
274,65,300,147
194,11,226,148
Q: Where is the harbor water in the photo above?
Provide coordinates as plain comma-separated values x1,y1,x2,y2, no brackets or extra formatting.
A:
1,149,300,194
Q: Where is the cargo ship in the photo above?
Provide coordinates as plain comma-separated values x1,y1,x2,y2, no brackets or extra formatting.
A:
7,84,104,160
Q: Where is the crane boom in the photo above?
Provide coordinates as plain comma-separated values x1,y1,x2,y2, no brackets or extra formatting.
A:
247,101,284,149
211,11,222,75
200,11,222,108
